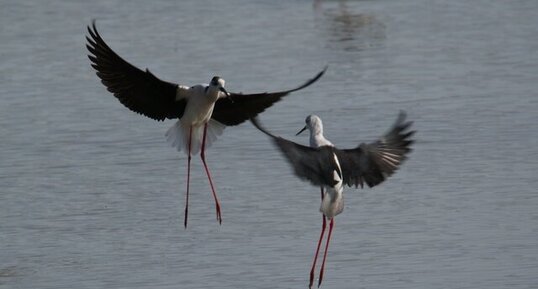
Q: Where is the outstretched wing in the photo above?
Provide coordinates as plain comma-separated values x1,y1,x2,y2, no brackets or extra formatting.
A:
211,67,327,126
250,117,339,187
334,111,415,188
86,20,188,121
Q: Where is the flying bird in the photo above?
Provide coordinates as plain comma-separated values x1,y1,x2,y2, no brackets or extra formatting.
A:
251,111,414,288
86,20,326,228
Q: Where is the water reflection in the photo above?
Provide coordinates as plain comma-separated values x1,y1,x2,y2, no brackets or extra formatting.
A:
314,0,386,51
0,266,17,278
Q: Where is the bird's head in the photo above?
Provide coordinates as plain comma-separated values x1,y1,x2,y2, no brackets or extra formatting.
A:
210,76,230,97
296,114,323,136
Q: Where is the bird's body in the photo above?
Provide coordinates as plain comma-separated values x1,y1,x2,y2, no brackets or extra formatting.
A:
251,112,415,288
298,115,341,218
319,153,344,219
165,82,227,155
182,84,220,125
86,20,326,227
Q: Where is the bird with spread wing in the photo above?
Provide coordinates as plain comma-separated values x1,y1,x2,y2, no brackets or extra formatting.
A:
251,111,414,288
86,20,326,227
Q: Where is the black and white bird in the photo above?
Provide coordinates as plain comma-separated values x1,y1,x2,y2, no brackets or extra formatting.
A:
86,21,326,228
251,111,414,288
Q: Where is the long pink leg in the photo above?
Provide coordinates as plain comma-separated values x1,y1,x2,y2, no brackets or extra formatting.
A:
184,126,193,229
320,188,326,227
309,216,327,288
318,218,334,288
200,123,222,224
309,188,327,289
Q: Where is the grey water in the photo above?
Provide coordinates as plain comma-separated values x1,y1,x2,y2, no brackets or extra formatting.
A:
1,0,537,288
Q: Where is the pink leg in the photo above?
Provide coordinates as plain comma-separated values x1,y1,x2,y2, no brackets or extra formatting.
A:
200,123,222,224
318,218,334,288
320,188,325,223
309,214,327,289
320,188,326,222
309,188,326,288
184,126,193,229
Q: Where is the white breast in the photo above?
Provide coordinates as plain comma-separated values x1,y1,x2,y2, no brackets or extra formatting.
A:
181,85,218,126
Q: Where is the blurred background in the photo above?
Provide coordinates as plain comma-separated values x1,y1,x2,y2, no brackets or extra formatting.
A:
1,0,537,288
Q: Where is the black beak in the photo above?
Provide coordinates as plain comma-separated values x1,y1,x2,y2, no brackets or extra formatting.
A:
219,87,231,97
296,125,307,136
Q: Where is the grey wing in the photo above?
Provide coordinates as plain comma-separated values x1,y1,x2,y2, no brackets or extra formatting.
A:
335,111,415,188
250,117,339,187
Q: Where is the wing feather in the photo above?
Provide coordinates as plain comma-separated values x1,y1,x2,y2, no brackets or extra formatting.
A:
86,20,187,121
335,111,415,188
212,67,327,126
251,117,339,187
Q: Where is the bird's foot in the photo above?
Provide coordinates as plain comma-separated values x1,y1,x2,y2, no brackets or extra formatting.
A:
216,203,222,225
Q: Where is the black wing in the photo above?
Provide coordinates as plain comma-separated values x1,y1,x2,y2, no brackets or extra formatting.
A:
211,67,327,126
334,111,415,188
86,20,187,121
251,117,340,187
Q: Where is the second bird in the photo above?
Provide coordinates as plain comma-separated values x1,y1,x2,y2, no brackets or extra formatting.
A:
251,111,415,288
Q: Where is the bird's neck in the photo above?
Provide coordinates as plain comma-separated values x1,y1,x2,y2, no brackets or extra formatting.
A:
311,122,323,136
309,128,332,148
205,86,221,102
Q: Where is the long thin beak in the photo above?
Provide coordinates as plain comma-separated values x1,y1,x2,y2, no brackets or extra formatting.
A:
296,125,307,136
219,87,231,97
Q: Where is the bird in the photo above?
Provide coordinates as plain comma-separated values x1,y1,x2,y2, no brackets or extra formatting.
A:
250,111,415,288
86,20,327,228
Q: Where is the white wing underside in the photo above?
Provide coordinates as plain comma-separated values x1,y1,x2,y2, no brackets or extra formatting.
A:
165,119,226,155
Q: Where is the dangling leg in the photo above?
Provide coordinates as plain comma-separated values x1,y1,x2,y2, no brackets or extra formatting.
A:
320,188,326,228
200,123,222,224
318,218,334,288
309,213,327,289
184,126,193,229
309,188,326,288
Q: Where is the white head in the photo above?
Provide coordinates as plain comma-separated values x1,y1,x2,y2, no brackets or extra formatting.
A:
208,76,230,98
296,114,324,136
297,114,333,148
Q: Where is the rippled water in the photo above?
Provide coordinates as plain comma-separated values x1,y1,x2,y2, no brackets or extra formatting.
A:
1,0,537,288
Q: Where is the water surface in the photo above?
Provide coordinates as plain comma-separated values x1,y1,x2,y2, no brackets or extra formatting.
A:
1,0,537,288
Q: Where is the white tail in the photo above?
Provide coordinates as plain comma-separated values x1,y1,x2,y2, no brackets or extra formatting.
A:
165,119,226,155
